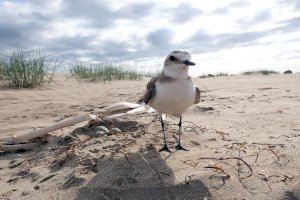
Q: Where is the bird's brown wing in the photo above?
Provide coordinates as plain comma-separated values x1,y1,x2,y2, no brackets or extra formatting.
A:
194,87,201,104
138,76,159,104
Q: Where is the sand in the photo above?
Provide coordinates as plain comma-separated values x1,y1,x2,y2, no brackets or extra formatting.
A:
0,74,299,200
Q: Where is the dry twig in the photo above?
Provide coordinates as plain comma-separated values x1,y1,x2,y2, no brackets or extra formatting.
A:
199,156,253,179
139,152,170,178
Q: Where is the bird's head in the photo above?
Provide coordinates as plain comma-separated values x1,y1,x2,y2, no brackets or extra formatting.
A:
163,51,195,79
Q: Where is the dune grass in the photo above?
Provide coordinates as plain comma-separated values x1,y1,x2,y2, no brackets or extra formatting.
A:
0,50,54,88
241,70,279,75
216,72,228,76
70,63,158,82
199,72,228,78
0,61,4,81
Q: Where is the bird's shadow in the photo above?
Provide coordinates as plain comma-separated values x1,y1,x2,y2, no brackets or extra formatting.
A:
75,149,212,200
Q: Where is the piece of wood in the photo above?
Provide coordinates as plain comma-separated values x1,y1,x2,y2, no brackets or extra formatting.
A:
0,113,95,144
0,102,148,145
0,142,41,152
103,113,127,121
101,102,142,113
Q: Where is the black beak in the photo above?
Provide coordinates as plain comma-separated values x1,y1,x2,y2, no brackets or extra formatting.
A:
183,60,195,66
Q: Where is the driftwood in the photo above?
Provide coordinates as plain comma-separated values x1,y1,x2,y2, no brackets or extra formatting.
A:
0,102,151,152
0,142,42,152
0,114,96,144
100,102,142,113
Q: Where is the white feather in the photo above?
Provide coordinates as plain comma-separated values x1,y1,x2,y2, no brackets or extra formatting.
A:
150,79,196,117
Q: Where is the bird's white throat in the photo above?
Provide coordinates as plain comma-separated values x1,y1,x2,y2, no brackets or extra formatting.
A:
163,65,189,80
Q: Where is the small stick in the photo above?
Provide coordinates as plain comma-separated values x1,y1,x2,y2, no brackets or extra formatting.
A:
139,153,170,177
267,148,280,161
124,153,134,170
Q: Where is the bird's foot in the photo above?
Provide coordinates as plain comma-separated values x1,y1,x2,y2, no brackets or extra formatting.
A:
159,144,171,153
175,144,189,151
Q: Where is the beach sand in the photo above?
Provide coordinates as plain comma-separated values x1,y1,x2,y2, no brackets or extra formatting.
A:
0,74,299,200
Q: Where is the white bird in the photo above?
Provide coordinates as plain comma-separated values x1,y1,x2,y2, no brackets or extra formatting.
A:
138,50,200,152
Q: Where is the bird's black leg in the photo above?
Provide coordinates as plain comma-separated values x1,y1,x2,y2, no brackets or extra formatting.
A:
175,116,189,151
159,116,171,152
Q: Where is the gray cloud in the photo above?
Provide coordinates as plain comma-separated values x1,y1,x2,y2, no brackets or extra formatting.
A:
100,40,132,58
238,10,271,25
211,1,249,16
45,35,97,51
61,1,154,28
171,3,203,23
188,29,273,53
0,0,299,65
61,0,114,28
116,2,154,19
229,1,249,8
0,19,47,51
0,23,24,45
274,16,300,33
147,29,173,46
279,0,300,11
212,7,229,15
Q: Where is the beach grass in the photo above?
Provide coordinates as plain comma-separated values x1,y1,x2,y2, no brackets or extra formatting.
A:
70,63,159,82
241,69,279,75
0,50,54,88
0,61,4,81
216,72,228,76
199,72,228,78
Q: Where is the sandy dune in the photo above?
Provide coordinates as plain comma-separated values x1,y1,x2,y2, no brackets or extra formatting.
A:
0,74,299,200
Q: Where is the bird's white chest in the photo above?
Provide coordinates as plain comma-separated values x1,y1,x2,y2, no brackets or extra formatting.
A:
150,79,195,116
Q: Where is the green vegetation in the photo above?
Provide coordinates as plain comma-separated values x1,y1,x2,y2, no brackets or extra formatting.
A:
199,72,228,78
216,72,228,76
0,61,4,81
70,63,159,82
0,50,54,88
241,70,279,75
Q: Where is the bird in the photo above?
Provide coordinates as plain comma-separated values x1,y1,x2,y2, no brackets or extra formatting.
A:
138,50,200,152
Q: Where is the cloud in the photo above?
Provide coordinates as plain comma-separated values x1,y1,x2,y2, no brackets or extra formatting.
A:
0,0,299,70
0,19,47,50
61,1,154,28
275,16,300,32
212,7,229,15
45,35,97,51
188,29,273,53
238,10,271,25
61,0,114,28
279,0,300,11
0,23,25,49
212,1,249,15
229,1,249,8
171,3,202,23
146,28,173,47
116,2,154,19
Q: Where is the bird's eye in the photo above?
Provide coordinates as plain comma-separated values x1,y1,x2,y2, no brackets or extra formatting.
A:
170,56,176,61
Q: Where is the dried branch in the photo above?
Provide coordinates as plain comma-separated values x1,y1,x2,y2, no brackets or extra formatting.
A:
0,102,149,150
0,113,95,144
199,156,253,179
0,142,42,152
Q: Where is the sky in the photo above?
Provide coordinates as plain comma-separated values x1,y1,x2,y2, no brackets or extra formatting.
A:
0,0,300,75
